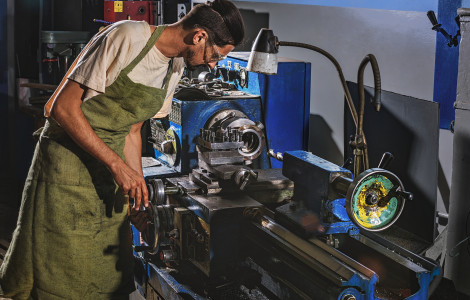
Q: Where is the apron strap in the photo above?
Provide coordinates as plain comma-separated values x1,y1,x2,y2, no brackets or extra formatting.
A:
121,25,167,75
161,57,174,90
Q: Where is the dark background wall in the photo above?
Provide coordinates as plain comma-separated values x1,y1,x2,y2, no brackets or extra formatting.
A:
0,0,104,208
0,2,9,182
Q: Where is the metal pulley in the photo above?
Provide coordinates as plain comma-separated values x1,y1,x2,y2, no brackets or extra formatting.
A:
139,179,182,254
147,179,166,205
141,204,174,255
147,179,181,205
344,168,411,231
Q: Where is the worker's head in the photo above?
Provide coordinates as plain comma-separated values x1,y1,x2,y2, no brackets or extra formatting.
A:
181,0,245,69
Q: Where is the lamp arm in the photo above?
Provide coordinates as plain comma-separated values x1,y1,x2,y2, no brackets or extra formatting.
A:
278,41,358,126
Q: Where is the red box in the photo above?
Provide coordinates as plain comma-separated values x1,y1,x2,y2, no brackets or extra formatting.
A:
104,1,160,25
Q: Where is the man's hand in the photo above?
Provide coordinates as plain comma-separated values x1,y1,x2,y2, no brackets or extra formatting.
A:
110,160,149,210
129,209,150,232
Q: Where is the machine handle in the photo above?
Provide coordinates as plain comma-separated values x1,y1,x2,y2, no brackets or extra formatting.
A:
378,152,394,169
378,187,413,207
240,170,258,190
427,10,439,27
267,149,283,161
342,157,353,169
397,190,414,201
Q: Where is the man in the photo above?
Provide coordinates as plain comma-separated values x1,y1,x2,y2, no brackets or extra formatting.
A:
0,0,245,299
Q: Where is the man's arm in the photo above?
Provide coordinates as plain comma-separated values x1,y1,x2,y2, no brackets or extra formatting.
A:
124,121,151,230
123,121,144,175
50,79,148,210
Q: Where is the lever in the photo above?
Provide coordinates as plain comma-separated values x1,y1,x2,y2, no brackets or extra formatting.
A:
397,190,414,201
267,149,283,161
342,157,353,169
427,10,438,27
427,10,459,47
233,169,258,190
378,152,394,169
378,186,414,207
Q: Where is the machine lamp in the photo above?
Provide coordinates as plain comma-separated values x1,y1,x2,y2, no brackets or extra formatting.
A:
246,29,279,75
248,28,382,177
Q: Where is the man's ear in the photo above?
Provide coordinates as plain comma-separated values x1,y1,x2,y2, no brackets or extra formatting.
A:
192,29,209,45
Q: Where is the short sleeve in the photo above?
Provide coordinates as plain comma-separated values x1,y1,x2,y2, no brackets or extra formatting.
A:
68,21,147,93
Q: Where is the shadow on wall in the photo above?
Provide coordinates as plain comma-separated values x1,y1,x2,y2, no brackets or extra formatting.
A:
344,82,439,244
236,9,269,52
308,114,343,166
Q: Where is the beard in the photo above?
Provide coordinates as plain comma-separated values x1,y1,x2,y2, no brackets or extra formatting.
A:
184,48,209,71
183,49,198,70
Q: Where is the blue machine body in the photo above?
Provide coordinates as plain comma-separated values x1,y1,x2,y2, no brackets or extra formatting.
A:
280,150,358,234
219,53,312,168
150,97,270,177
148,52,311,178
135,54,440,299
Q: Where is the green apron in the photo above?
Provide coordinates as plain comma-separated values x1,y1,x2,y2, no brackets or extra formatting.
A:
0,25,172,300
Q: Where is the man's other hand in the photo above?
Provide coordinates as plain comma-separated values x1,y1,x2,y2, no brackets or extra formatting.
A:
111,161,149,210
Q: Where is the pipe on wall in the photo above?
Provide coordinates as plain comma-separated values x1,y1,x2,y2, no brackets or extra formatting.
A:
445,7,470,296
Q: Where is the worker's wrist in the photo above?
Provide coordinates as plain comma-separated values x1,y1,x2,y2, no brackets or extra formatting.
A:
107,156,124,174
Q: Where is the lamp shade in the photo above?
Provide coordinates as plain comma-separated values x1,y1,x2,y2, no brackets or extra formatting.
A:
247,28,279,75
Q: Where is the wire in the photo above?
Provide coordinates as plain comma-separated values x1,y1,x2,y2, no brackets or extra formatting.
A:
466,210,470,256
448,210,470,257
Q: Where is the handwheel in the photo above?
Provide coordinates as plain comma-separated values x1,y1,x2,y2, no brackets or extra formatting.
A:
346,168,408,231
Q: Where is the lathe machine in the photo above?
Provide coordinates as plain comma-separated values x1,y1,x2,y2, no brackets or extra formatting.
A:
132,54,440,300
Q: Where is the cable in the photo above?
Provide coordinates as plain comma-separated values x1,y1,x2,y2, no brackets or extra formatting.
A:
448,210,470,257
466,210,470,256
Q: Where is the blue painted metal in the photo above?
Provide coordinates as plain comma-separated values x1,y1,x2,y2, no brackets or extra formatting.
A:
322,220,359,235
219,53,311,169
279,151,361,234
340,272,378,300
338,288,365,300
132,225,206,299
433,0,462,129
407,266,441,300
235,0,437,12
323,198,360,235
282,150,352,213
147,262,205,300
326,198,350,221
152,97,269,176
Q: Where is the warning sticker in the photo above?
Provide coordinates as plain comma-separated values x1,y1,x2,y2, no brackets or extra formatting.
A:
114,1,123,12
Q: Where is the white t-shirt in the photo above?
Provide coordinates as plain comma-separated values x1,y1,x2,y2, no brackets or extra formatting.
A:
67,20,185,118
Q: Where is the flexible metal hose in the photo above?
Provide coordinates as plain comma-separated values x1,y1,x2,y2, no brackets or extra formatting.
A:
356,54,381,171
279,41,358,127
